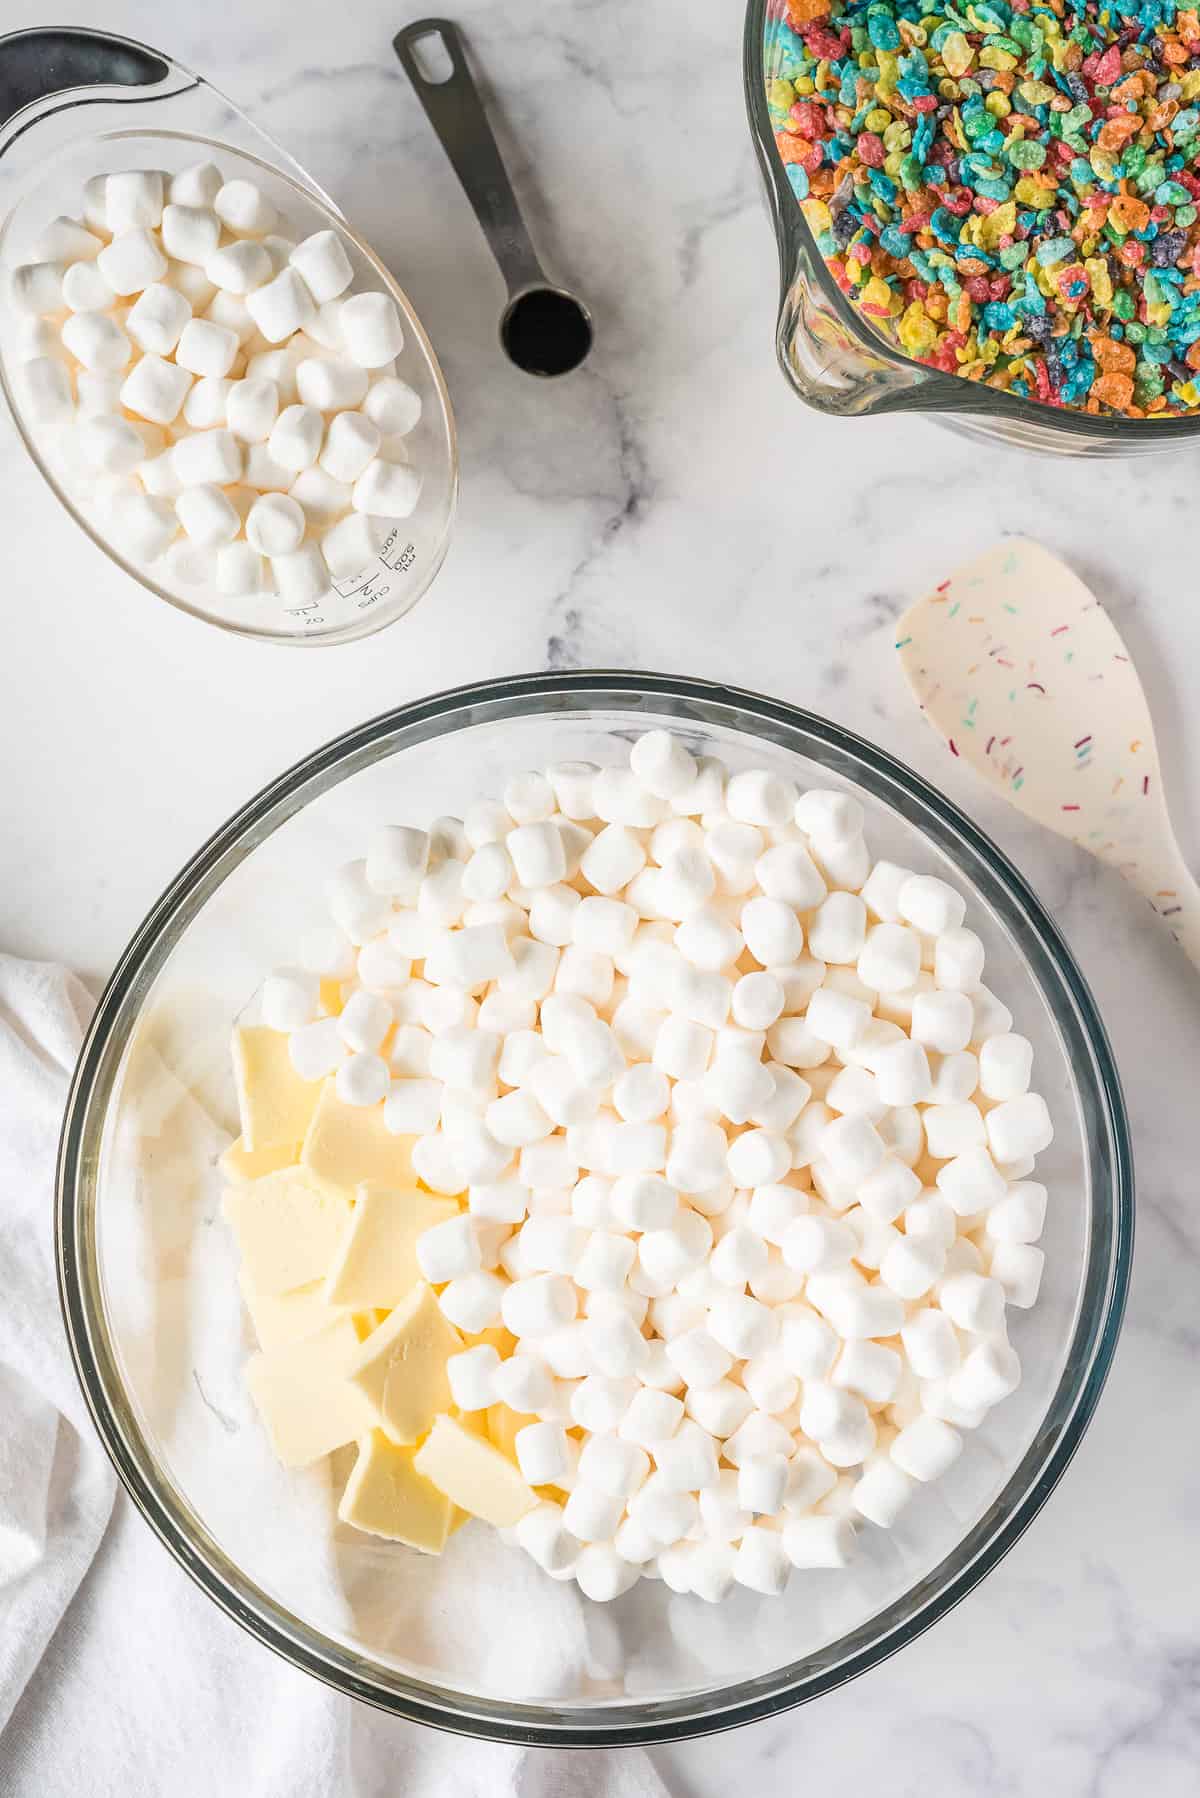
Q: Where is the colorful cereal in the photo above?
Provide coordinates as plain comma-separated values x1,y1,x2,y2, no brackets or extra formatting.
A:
766,0,1200,417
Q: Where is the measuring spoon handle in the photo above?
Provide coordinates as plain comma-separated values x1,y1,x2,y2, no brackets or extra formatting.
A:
394,19,545,297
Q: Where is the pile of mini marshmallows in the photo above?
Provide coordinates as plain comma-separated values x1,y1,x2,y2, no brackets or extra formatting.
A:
269,732,1052,1604
8,163,422,604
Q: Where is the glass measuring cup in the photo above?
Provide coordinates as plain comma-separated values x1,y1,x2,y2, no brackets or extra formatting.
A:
0,27,458,644
744,0,1200,457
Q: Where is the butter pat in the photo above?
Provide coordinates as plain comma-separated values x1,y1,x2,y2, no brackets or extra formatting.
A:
223,1169,351,1295
238,1269,346,1352
246,1315,376,1466
338,1429,454,1552
220,1134,300,1184
413,1414,537,1528
323,1186,460,1308
347,1282,462,1445
232,1026,322,1151
301,1082,419,1194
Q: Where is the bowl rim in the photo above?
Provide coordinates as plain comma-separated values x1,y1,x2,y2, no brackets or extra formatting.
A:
743,0,1200,444
0,121,459,646
56,669,1133,1745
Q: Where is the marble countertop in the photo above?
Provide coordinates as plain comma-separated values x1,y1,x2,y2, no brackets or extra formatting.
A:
3,3,1198,1793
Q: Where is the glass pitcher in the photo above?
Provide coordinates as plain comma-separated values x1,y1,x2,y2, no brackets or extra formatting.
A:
744,0,1200,456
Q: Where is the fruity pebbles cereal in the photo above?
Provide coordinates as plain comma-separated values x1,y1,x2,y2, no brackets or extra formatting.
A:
765,0,1200,417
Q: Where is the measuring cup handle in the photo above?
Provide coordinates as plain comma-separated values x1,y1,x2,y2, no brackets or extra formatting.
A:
393,19,546,297
0,28,174,134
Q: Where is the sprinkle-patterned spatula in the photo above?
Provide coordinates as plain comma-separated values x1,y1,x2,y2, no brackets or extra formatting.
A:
895,536,1200,971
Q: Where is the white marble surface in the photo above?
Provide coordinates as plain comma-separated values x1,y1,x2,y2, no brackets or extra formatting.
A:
2,3,1198,1793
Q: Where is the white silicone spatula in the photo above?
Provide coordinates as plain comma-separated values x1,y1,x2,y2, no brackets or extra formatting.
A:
896,536,1200,970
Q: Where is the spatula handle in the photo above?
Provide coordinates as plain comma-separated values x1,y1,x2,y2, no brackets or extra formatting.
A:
1122,837,1200,973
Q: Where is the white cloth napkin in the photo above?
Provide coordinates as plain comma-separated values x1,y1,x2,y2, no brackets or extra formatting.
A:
0,955,669,1797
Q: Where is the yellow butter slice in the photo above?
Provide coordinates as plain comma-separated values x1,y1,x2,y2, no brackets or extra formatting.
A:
346,1282,462,1446
337,1429,455,1552
223,1169,352,1296
323,1186,460,1309
237,1270,347,1352
232,1026,322,1152
301,1083,418,1196
413,1414,537,1528
220,1135,300,1184
246,1315,376,1467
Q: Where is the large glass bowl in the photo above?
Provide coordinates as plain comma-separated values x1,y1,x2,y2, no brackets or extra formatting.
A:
745,0,1200,456
0,28,457,643
57,672,1132,1745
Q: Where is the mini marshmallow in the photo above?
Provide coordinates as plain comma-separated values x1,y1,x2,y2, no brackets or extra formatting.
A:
741,1352,798,1413
446,1343,500,1412
61,312,131,373
948,1340,1021,1411
10,259,70,315
852,1457,914,1528
105,170,163,232
939,1271,1006,1336
206,238,273,295
124,282,192,356
321,512,386,580
267,402,323,472
709,1225,769,1287
988,1240,1045,1308
439,1270,505,1332
33,216,102,263
737,1455,788,1516
891,1415,963,1483
316,410,380,486
740,897,803,966
271,543,330,606
806,986,871,1053
986,1093,1053,1163
936,1145,1007,1215
515,1501,582,1576
339,291,405,366
900,1308,961,1380
934,926,985,992
62,260,114,312
289,229,354,303
245,267,315,342
171,428,242,487
979,1033,1034,1101
727,1128,790,1188
97,228,168,295
858,922,922,994
832,1339,901,1404
502,1274,577,1339
911,989,974,1055
808,892,867,965
289,1017,345,1080
240,492,304,556
781,1213,855,1274
515,1420,571,1487
898,875,966,936
297,356,369,411
985,1180,1047,1244
755,840,826,909
706,1292,777,1359
723,769,793,829
577,1433,649,1500
820,1114,885,1184
78,415,146,473
111,493,179,560
21,357,72,423
585,1310,648,1378
731,972,785,1032
219,542,271,600
213,178,276,235
175,483,239,547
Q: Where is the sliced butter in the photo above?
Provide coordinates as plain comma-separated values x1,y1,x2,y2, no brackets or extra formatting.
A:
301,1082,418,1195
223,1169,352,1296
220,1134,300,1184
337,1429,454,1552
413,1414,537,1528
346,1282,462,1446
246,1315,376,1467
232,1026,322,1152
323,1186,460,1308
238,1270,347,1353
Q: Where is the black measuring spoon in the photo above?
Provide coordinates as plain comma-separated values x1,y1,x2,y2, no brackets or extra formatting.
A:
394,18,593,377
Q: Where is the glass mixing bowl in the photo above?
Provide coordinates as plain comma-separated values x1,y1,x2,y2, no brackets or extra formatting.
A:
57,672,1132,1744
0,28,457,644
745,0,1200,456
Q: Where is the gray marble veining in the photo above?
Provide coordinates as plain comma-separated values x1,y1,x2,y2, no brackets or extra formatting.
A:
2,3,1198,1792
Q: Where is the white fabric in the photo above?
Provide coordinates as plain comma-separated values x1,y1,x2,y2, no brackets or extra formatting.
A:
0,955,668,1797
